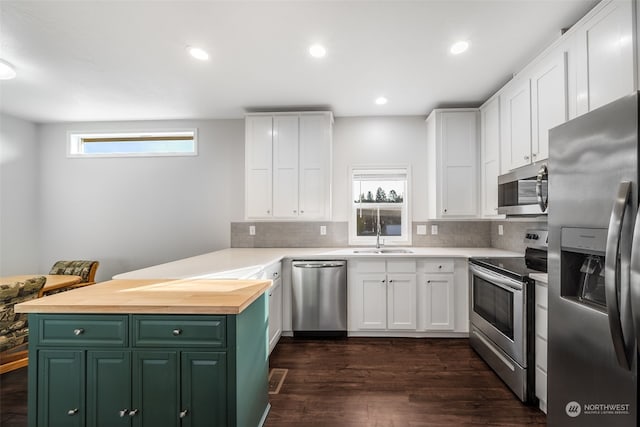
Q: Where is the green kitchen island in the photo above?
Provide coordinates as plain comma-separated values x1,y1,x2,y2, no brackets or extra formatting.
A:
15,278,272,427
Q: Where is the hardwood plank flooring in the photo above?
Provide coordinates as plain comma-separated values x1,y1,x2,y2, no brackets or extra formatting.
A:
0,338,546,426
266,337,546,426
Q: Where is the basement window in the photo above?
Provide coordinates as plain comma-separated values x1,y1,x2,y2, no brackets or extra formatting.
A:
68,130,197,158
349,166,411,246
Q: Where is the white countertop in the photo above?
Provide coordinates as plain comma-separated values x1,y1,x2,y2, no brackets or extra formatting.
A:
530,273,548,284
113,247,522,280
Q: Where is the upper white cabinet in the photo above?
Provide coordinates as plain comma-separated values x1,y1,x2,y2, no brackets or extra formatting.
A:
245,112,333,220
575,0,634,115
426,109,479,219
501,78,532,171
530,51,568,162
479,96,502,217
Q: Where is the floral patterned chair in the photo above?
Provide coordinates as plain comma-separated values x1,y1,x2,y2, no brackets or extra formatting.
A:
44,260,99,295
0,276,46,374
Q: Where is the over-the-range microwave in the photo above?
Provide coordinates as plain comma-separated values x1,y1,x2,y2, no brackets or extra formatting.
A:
498,162,548,216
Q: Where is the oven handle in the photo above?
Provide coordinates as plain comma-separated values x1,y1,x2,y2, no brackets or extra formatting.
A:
469,264,523,292
605,181,632,370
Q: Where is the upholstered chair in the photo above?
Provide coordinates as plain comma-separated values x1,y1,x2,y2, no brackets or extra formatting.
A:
0,276,46,374
44,260,100,296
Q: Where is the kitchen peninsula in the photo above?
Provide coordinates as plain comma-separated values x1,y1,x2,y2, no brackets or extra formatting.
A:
15,278,272,427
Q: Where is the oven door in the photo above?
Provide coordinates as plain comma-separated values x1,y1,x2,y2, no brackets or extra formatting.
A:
469,264,526,366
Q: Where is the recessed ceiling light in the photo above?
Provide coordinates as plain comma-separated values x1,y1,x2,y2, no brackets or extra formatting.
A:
309,44,327,58
375,97,388,105
0,59,16,80
188,46,209,61
450,40,469,55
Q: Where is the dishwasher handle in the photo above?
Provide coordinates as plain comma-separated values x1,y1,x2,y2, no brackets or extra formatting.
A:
292,261,346,269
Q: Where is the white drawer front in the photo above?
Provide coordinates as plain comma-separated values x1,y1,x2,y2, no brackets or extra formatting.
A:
420,259,454,273
264,262,282,281
386,260,416,273
535,282,548,309
536,336,548,373
353,259,386,273
535,305,548,341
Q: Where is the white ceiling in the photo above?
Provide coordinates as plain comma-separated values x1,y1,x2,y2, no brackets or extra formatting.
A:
0,0,599,123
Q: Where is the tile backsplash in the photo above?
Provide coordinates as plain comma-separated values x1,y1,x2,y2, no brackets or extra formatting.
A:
231,221,493,248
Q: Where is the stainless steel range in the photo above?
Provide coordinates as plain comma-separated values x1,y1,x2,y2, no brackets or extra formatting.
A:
469,230,548,403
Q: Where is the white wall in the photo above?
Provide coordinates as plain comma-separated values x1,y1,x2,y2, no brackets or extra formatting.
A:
332,116,428,221
38,119,244,281
0,113,41,275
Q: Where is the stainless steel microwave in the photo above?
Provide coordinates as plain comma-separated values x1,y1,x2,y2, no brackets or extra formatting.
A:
498,162,548,215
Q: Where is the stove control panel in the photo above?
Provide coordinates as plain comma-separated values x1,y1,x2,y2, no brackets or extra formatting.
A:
524,229,548,248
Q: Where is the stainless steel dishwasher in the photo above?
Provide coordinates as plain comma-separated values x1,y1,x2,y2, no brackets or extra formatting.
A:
291,260,347,337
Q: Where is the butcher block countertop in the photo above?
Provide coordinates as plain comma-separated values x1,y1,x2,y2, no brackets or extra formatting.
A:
15,278,271,315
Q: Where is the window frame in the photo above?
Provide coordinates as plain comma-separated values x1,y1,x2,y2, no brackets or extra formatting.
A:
67,129,198,158
348,165,412,246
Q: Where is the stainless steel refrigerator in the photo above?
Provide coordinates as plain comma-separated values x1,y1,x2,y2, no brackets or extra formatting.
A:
548,91,640,426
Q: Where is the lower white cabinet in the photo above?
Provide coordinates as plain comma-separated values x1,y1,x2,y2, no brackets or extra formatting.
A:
262,262,282,354
418,259,455,331
534,280,548,414
348,257,468,336
349,259,417,331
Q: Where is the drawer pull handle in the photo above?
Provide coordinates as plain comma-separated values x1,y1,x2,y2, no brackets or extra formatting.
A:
73,328,84,336
119,409,129,417
172,329,182,336
129,409,139,417
67,408,79,416
179,409,189,418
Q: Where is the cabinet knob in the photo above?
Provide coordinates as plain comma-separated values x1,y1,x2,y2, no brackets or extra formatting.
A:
388,280,394,283
444,209,448,213
179,409,189,419
532,153,537,158
293,210,297,213
427,280,431,284
300,210,304,214
67,408,79,416
129,409,139,417
381,279,386,283
272,272,278,278
267,210,271,214
119,409,129,418
172,329,182,336
438,265,443,269
73,328,84,336
524,155,530,160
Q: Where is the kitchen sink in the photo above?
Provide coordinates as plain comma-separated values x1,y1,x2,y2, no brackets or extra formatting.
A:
353,248,413,254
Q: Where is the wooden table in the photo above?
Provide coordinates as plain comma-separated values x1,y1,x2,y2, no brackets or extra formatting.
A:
1,274,82,297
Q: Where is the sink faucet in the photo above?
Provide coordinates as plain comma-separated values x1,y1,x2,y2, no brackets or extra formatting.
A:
376,222,382,249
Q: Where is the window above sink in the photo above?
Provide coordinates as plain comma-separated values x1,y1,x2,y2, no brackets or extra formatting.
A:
349,166,411,246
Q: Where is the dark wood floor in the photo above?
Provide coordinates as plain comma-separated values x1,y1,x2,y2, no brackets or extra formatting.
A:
266,338,546,426
1,338,546,426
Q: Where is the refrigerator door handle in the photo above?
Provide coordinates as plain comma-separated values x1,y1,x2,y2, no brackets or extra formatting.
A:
630,205,640,351
536,164,548,212
605,181,632,370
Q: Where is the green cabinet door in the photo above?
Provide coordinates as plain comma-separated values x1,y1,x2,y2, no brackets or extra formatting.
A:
37,350,85,427
132,351,179,427
180,352,227,427
87,351,132,427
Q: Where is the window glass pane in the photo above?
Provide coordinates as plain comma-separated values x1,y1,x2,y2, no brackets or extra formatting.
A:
355,206,402,237
69,131,197,157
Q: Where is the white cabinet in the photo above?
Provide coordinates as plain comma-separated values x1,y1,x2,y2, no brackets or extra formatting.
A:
479,96,502,217
575,0,634,115
426,109,479,219
245,116,273,218
531,50,568,162
534,280,548,414
500,79,532,172
245,112,333,220
349,259,417,331
265,262,282,354
418,260,455,331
